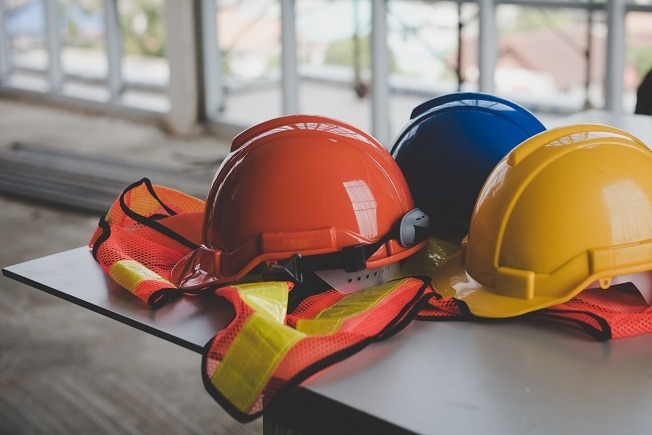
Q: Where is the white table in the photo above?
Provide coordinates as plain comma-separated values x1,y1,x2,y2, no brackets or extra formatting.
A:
5,110,652,435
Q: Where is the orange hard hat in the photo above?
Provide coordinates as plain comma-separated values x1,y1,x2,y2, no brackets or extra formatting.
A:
171,115,428,290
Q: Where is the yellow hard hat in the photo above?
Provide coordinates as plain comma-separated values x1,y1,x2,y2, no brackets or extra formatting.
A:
432,124,652,318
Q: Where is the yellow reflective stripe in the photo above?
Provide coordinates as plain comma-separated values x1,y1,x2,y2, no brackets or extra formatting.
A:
237,282,290,324
296,279,405,335
109,260,172,293
211,311,305,413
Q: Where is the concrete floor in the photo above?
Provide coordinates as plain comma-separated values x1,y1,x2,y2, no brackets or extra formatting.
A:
0,99,261,435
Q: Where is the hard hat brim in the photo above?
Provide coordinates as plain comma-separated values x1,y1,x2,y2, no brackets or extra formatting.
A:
171,239,429,292
170,247,227,291
431,251,575,318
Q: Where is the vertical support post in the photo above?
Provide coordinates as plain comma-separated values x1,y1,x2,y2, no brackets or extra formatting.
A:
280,0,299,115
45,0,63,93
0,0,9,83
201,0,224,119
584,1,593,109
605,0,626,112
103,0,123,101
371,0,390,147
478,0,496,94
165,0,200,135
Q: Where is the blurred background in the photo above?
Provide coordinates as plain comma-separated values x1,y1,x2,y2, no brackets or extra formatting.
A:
2,0,652,142
1,1,652,434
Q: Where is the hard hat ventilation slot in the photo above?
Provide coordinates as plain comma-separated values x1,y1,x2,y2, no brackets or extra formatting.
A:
316,262,400,294
346,269,387,283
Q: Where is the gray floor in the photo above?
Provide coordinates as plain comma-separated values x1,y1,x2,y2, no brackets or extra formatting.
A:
0,99,261,435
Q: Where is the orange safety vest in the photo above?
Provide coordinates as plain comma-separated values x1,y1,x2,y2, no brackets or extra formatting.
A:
91,179,652,421
90,178,431,421
206,276,429,421
527,284,652,341
418,287,652,341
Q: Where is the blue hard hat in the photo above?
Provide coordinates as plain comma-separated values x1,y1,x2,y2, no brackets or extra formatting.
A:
391,92,546,243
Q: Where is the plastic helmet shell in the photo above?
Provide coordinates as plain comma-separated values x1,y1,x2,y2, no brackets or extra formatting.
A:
172,115,425,290
391,92,545,242
432,124,652,318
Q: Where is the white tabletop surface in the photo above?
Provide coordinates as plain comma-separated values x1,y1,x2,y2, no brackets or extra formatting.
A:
302,312,652,434
2,247,232,353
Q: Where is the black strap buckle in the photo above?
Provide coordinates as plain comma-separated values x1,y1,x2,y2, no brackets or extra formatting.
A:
341,245,367,272
269,254,304,283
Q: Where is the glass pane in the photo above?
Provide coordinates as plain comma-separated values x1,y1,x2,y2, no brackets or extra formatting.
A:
295,0,372,134
215,0,282,125
118,0,168,89
626,10,652,113
494,3,604,113
60,0,106,82
388,0,477,141
5,0,47,73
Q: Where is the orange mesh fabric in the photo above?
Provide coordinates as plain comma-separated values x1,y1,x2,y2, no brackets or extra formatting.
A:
203,277,430,422
424,281,652,341
530,283,652,341
89,178,204,307
417,291,467,319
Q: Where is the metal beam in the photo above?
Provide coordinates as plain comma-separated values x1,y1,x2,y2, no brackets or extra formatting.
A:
280,0,299,114
44,0,63,93
371,0,390,147
103,0,123,101
605,0,626,112
478,0,496,93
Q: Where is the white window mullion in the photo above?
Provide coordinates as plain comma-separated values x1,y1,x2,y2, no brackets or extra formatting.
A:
201,0,224,120
281,0,299,115
605,0,626,112
45,0,63,93
478,0,496,94
103,0,123,101
371,0,390,147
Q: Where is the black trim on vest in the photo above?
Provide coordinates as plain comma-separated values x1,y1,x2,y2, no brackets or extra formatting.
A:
118,178,199,250
530,309,612,341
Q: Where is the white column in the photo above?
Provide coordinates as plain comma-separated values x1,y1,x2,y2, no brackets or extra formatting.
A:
201,0,225,119
605,0,626,112
103,0,123,101
371,0,390,147
165,0,200,135
45,0,63,93
281,0,299,114
478,0,496,94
